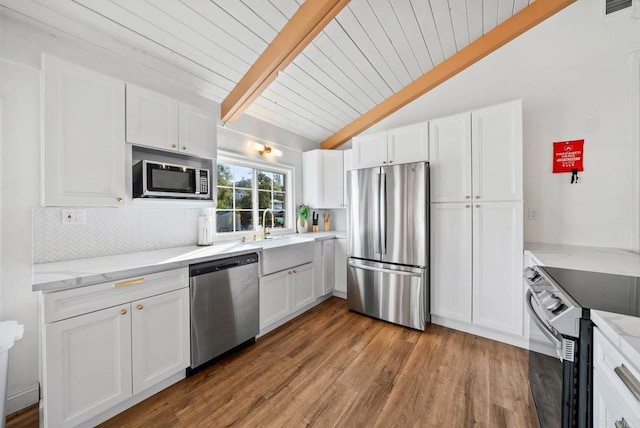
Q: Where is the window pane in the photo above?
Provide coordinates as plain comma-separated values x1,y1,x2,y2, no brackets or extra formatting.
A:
217,187,233,209
235,189,252,209
237,211,254,231
259,210,285,228
217,164,233,187
216,211,234,233
273,192,285,211
258,190,271,209
234,166,253,188
272,173,285,192
257,171,272,190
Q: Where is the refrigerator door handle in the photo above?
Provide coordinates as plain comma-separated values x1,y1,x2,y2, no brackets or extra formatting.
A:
380,171,387,255
373,172,381,255
348,261,422,277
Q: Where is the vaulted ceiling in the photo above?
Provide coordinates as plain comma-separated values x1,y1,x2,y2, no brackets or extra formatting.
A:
1,0,572,145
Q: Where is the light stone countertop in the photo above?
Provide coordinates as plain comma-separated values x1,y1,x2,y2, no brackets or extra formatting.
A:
32,232,345,293
525,242,640,368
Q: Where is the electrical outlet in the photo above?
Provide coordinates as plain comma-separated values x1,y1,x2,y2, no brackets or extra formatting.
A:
528,208,538,221
61,209,86,225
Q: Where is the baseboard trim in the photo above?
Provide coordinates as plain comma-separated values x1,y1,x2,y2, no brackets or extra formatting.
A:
332,290,346,299
258,293,333,338
431,316,529,350
6,383,39,415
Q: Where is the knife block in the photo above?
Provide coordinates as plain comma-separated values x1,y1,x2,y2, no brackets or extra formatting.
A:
312,225,318,232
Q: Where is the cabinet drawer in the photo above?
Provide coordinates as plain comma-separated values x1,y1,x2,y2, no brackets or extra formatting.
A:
594,328,640,418
43,268,188,323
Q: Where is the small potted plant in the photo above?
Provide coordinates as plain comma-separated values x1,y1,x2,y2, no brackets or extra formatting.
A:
297,204,310,233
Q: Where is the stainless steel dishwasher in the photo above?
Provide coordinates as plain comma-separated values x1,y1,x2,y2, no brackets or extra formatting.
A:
189,253,259,369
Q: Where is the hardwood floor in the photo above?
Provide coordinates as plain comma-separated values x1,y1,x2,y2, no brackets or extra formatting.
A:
7,297,538,427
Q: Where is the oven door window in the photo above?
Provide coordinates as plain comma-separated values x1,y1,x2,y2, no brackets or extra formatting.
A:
147,164,195,193
527,291,565,428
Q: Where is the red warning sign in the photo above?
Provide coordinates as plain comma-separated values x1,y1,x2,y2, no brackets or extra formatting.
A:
553,139,584,173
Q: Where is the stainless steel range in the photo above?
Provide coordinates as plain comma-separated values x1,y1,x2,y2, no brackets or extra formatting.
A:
525,265,640,427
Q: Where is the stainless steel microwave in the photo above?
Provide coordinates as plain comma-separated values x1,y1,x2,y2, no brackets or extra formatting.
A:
133,160,210,199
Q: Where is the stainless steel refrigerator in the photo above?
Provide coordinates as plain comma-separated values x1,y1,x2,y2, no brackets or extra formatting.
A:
346,161,429,331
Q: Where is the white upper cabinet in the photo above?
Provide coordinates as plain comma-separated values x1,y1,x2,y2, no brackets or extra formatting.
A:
43,55,126,206
351,132,387,169
126,84,216,158
472,101,523,201
352,122,429,169
342,149,353,208
303,150,344,209
126,84,178,152
429,100,522,203
429,113,472,203
178,102,217,158
387,122,429,165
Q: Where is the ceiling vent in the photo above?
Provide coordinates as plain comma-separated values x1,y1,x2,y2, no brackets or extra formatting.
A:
606,0,632,14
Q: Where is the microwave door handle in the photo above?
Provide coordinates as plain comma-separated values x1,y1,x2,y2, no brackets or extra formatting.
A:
525,291,563,354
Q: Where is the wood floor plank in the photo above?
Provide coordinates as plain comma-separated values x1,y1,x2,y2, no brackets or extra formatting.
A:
7,297,538,428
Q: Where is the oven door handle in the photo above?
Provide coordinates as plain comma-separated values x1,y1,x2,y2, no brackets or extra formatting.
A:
526,290,563,351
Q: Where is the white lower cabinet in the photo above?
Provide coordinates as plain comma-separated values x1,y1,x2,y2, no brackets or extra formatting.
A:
259,262,314,330
313,239,335,297
593,328,640,427
334,238,347,294
131,290,190,395
44,306,132,428
41,269,189,428
431,201,523,338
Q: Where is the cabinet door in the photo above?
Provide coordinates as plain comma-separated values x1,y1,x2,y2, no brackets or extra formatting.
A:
352,132,387,169
131,288,189,395
471,100,522,201
387,122,429,165
334,238,348,294
428,113,472,202
43,55,126,206
430,203,472,322
259,270,291,329
319,151,344,208
472,202,523,335
126,84,179,152
322,239,335,295
178,103,216,158
292,263,315,311
342,149,353,208
43,305,132,427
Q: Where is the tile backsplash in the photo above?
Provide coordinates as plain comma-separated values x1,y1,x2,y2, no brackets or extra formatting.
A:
33,207,200,263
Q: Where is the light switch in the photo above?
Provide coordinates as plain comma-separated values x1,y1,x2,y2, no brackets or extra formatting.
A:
61,209,87,225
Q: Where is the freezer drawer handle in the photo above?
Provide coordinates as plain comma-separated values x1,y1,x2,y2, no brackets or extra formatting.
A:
614,365,640,402
349,261,421,277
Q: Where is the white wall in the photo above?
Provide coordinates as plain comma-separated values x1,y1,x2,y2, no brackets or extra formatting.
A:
0,15,317,413
364,1,640,251
0,59,41,413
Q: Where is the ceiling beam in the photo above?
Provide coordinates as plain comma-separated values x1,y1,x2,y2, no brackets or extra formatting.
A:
221,0,350,123
320,0,576,149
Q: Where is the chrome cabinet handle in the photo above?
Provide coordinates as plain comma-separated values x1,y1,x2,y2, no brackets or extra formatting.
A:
614,365,640,402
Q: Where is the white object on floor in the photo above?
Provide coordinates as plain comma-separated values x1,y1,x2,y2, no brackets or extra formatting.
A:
0,321,24,427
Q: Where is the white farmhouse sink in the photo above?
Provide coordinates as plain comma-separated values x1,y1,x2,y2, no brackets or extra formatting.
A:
247,236,314,275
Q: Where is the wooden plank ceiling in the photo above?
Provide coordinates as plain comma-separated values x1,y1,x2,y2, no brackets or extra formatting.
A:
3,0,539,143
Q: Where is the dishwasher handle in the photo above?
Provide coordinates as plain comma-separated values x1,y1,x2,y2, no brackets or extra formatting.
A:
190,253,259,277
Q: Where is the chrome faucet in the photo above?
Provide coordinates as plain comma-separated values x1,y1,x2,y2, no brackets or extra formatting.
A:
262,209,275,239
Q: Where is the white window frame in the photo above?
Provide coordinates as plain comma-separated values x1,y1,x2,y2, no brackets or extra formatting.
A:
215,151,295,238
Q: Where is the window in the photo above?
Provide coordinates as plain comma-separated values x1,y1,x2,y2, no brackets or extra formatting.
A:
216,158,291,233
